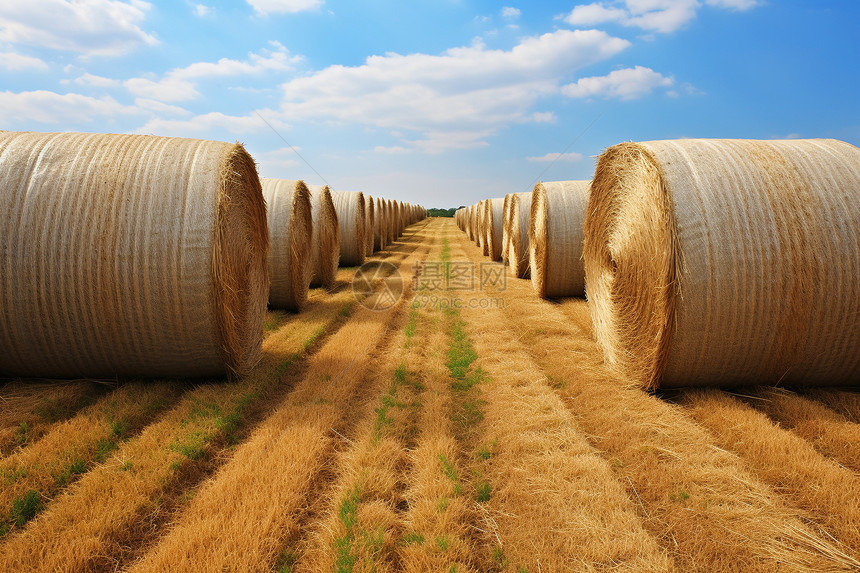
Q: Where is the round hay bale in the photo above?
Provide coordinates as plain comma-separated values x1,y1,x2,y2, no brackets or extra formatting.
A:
305,184,340,288
261,179,312,311
529,181,590,298
386,198,395,245
0,131,268,379
331,190,366,266
484,198,505,261
508,192,532,278
374,197,387,251
501,194,514,265
478,199,489,255
364,194,375,257
584,138,860,390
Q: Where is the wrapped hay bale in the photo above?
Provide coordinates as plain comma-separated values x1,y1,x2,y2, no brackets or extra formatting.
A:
584,138,860,390
306,184,340,288
484,198,505,261
261,179,313,310
529,180,590,298
364,194,375,257
0,131,268,378
508,192,533,279
331,190,366,266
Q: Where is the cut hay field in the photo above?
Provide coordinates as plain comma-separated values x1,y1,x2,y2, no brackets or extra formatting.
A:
2,217,860,572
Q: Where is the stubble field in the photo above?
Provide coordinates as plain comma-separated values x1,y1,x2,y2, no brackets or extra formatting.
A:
2,217,860,572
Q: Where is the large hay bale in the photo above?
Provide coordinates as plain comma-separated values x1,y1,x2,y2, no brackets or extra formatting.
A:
0,131,268,378
386,198,396,245
261,179,312,311
501,194,513,265
374,197,387,251
478,199,489,255
584,138,860,390
364,194,375,257
305,184,340,288
529,181,590,298
508,192,532,279
484,198,505,261
331,190,366,266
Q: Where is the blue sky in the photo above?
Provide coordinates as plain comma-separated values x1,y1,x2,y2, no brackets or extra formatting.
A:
1,1,857,207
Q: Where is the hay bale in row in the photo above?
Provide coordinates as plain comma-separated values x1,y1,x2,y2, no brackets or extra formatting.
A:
364,194,375,258
484,198,505,261
331,190,366,266
508,192,532,279
584,138,860,390
261,179,312,311
374,197,387,251
306,185,340,288
0,131,268,379
501,194,514,265
529,181,590,298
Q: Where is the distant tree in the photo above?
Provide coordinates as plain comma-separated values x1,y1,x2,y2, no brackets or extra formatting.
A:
427,207,458,218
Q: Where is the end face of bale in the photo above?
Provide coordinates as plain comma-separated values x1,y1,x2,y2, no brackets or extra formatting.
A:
307,184,340,289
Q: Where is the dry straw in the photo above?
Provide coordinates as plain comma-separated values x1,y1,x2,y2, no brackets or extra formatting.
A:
260,179,313,311
484,198,505,261
364,194,375,257
508,192,532,278
584,138,860,390
331,190,367,266
478,199,489,255
529,180,590,298
305,184,340,288
0,131,268,379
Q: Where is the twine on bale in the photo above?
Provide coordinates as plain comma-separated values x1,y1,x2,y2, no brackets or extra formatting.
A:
0,131,268,379
331,190,366,266
261,179,313,310
529,180,591,298
508,192,532,279
584,138,860,391
306,184,340,288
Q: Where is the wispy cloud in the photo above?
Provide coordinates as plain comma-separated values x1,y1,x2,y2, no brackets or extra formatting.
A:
246,0,323,15
562,66,673,100
527,152,584,162
276,29,630,152
562,0,760,34
0,51,48,71
0,0,157,56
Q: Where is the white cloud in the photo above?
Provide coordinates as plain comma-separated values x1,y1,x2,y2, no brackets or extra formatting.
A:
0,90,140,126
253,147,301,172
531,111,557,123
0,51,48,71
705,0,759,10
133,98,191,115
125,43,300,101
563,3,629,26
277,29,630,151
527,152,584,162
193,3,211,16
136,111,284,137
502,7,521,18
562,65,673,99
561,0,758,33
74,72,121,87
0,0,157,56
246,0,323,15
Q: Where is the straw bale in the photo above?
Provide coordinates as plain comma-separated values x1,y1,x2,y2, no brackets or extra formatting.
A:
501,194,513,264
484,197,505,261
374,197,387,251
508,192,532,278
305,184,340,288
331,191,366,266
584,138,860,390
0,131,268,378
529,180,590,298
364,194,375,257
478,199,489,255
261,179,312,310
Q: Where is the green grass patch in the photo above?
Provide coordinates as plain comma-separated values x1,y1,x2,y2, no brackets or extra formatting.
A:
10,490,42,528
438,454,461,496
13,422,29,446
277,352,301,375
334,485,362,573
401,531,425,545
436,536,450,551
276,549,298,573
476,480,492,503
476,439,497,461
170,431,209,461
339,302,355,318
54,458,87,487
